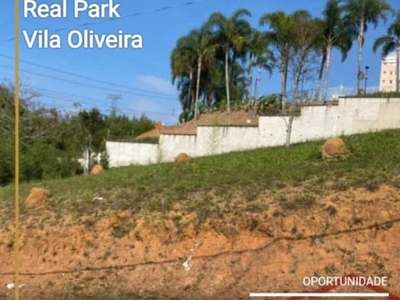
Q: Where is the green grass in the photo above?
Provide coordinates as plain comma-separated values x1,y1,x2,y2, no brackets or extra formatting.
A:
1,128,400,221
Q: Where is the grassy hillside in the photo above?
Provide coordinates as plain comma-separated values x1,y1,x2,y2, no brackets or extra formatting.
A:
0,128,399,224
1,129,400,300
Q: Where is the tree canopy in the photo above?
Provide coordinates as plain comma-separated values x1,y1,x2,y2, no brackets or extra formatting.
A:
0,82,155,186
170,0,396,119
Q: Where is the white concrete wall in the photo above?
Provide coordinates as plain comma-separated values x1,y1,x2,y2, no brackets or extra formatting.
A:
354,100,400,133
106,97,400,167
196,126,259,156
106,141,159,167
158,134,197,162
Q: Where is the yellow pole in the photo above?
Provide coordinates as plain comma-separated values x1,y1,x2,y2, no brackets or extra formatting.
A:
14,0,20,297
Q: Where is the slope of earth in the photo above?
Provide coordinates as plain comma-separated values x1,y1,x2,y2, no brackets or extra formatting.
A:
1,129,400,300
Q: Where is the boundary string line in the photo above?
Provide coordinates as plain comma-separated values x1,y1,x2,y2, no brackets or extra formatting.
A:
14,0,20,298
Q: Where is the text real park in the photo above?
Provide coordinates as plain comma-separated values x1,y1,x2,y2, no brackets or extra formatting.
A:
303,276,389,287
22,0,143,49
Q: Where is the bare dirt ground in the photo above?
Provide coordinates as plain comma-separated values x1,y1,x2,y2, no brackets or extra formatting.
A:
1,185,400,300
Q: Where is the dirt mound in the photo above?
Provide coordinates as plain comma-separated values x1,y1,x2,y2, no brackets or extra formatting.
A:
25,187,51,208
320,137,348,159
90,164,104,175
175,152,191,163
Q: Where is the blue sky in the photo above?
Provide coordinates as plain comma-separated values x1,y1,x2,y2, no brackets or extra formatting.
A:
0,0,398,125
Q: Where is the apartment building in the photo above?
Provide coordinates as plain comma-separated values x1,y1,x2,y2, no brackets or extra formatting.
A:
379,51,398,92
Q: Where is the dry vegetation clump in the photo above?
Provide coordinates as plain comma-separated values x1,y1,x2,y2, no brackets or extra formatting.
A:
174,152,191,164
25,187,51,208
320,137,348,160
90,164,104,175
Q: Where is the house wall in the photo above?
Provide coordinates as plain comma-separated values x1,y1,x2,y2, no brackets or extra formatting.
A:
106,97,400,167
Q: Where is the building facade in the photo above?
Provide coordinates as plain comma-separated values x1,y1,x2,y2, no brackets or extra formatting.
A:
379,51,398,92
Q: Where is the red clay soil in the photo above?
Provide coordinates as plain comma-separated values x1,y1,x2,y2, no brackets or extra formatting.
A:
0,185,400,300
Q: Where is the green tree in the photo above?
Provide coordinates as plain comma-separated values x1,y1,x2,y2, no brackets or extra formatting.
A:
206,8,252,113
259,11,297,114
373,9,400,92
286,11,322,147
289,10,322,102
246,29,274,104
131,114,156,137
171,36,197,118
104,113,154,139
176,26,218,118
0,131,13,185
342,0,394,94
315,0,354,101
0,83,87,184
77,108,107,172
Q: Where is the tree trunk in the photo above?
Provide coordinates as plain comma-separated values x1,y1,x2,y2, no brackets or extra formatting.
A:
314,50,326,101
321,43,332,101
287,50,307,147
396,43,400,92
230,50,237,84
286,58,301,147
85,148,89,175
247,54,255,104
254,67,262,104
357,15,365,95
225,47,231,113
293,64,303,103
86,133,92,175
285,104,295,147
188,69,193,111
195,55,202,118
280,59,288,115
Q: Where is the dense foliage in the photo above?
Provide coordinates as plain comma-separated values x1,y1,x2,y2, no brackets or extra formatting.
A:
0,83,155,186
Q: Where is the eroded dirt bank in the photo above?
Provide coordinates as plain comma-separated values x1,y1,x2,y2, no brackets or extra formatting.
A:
1,185,400,300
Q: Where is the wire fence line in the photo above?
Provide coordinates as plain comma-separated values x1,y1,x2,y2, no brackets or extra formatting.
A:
327,85,379,100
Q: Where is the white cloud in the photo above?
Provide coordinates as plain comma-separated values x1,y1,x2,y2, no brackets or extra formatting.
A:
126,98,180,126
134,75,177,96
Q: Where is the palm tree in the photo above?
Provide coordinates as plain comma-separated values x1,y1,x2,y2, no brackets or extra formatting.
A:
246,29,274,104
373,9,400,92
171,37,197,116
206,8,252,113
259,11,296,114
342,0,394,94
253,48,274,104
176,27,218,118
315,0,353,101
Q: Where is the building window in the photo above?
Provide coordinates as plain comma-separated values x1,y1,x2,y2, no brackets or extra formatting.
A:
390,80,393,84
